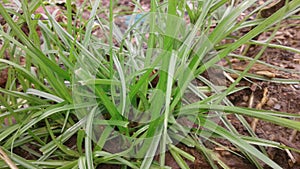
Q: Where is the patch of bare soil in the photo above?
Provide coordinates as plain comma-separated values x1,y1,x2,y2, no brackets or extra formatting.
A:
225,17,300,168
0,68,8,88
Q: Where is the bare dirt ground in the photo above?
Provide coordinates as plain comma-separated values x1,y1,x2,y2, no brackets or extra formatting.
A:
220,14,300,168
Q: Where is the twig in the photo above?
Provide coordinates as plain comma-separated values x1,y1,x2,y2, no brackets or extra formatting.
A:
289,112,300,142
251,87,268,131
279,137,300,166
285,148,296,165
223,71,235,83
0,147,18,169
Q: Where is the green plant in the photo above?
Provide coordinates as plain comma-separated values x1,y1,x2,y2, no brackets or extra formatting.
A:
0,0,300,168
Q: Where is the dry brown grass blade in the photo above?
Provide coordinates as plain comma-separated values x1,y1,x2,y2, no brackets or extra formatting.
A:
251,87,268,131
0,147,18,169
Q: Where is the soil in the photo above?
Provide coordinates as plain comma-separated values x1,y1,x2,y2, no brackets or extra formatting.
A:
223,16,300,168
1,0,299,168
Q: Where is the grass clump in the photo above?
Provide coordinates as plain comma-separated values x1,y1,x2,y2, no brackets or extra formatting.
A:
0,0,300,168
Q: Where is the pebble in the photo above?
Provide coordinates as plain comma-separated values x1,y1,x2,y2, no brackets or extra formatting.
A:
242,95,249,102
220,151,231,156
274,104,281,110
266,98,277,107
282,88,290,92
239,102,248,107
293,84,300,90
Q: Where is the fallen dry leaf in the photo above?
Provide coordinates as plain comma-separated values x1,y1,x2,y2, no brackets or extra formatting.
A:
255,70,276,78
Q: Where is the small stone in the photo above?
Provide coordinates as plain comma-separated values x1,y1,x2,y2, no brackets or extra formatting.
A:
293,85,300,90
282,88,290,92
250,84,257,91
220,151,231,156
243,95,249,102
274,104,281,110
266,98,277,107
239,102,248,107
